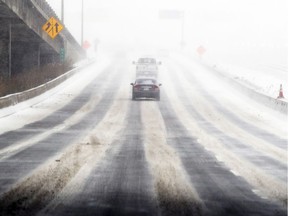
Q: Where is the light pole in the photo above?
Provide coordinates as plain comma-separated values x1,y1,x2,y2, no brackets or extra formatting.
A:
61,0,64,23
180,11,185,48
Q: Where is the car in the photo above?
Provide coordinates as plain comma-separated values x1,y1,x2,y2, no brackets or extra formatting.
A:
130,78,162,101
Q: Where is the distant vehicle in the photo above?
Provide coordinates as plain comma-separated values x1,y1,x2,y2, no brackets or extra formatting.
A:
132,57,161,78
136,70,158,78
130,78,162,101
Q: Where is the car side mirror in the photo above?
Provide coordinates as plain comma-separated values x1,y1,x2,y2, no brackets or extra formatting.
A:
130,83,134,86
159,83,162,86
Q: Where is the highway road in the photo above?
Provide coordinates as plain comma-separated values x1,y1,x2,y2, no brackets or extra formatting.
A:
0,52,286,216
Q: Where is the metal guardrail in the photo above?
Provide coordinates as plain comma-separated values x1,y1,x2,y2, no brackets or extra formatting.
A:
0,60,95,109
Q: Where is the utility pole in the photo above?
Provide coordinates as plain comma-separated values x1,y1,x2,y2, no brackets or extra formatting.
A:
81,0,84,47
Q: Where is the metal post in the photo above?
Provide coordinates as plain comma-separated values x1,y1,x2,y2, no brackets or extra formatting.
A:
37,44,41,69
8,22,12,78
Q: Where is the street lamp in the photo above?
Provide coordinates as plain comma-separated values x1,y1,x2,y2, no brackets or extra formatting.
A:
61,0,83,47
180,11,185,48
61,0,64,23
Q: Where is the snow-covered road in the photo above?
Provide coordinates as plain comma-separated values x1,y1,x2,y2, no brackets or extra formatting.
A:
0,52,286,216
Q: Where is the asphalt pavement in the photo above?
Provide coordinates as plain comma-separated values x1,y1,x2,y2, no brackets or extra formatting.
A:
0,54,286,216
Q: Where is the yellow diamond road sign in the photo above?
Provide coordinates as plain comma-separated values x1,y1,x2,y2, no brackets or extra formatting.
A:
42,17,63,39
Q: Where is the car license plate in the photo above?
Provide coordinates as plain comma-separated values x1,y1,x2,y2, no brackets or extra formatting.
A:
143,87,150,91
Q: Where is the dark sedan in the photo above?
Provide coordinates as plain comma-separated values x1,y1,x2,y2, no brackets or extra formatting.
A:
130,78,161,101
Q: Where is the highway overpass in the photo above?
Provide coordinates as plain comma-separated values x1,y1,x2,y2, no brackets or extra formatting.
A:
0,0,85,78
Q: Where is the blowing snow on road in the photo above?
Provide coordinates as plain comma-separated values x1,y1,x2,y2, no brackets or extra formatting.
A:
0,51,287,216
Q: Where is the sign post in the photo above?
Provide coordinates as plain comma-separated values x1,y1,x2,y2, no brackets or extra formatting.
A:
159,10,185,48
59,47,65,62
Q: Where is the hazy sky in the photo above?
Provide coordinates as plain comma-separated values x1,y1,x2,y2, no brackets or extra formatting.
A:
46,0,287,65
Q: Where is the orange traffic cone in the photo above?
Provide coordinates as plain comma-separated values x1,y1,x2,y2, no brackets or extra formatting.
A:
277,84,284,99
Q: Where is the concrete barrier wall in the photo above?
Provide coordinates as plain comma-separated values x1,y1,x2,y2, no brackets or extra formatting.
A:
0,60,95,109
202,64,288,115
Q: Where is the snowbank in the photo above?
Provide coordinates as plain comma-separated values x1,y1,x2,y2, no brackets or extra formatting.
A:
199,61,288,114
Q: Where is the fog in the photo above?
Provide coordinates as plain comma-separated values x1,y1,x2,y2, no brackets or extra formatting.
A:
47,0,288,66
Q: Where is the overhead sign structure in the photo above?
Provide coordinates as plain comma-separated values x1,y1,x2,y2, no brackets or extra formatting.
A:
42,17,63,39
158,10,183,19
